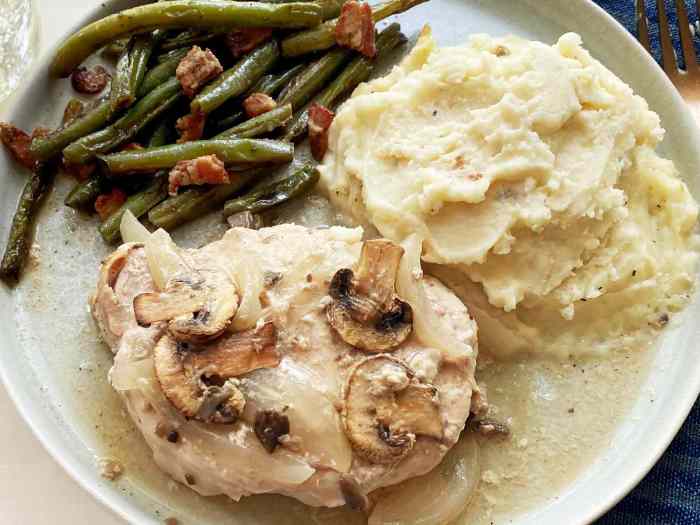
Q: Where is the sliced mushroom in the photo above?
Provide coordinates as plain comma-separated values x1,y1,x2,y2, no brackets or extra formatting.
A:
154,322,279,423
327,240,412,352
254,409,290,453
342,355,443,464
134,265,239,343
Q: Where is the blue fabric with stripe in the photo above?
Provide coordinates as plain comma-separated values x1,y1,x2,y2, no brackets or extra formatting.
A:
590,2,699,523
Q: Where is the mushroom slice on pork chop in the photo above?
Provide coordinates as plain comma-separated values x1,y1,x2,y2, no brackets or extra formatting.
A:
342,355,443,464
327,240,412,352
154,321,279,423
134,264,239,343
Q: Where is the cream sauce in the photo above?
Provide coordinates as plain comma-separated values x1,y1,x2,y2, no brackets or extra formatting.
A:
11,180,656,524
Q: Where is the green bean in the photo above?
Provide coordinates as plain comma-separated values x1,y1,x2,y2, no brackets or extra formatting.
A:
0,162,57,282
259,0,344,20
99,138,293,173
148,168,264,230
214,111,245,132
30,99,114,161
111,33,164,111
284,23,404,141
101,38,128,59
277,47,351,110
110,49,133,111
99,173,168,244
216,104,292,139
223,163,317,216
64,177,105,210
63,77,184,164
50,1,323,77
281,0,427,57
156,47,190,64
192,40,280,115
160,29,222,51
138,48,188,98
147,118,172,150
211,63,305,132
250,63,305,97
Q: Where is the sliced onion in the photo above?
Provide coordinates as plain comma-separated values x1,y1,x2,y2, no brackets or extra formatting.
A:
397,235,471,363
229,252,264,331
368,433,480,525
115,355,314,489
119,209,151,244
241,358,352,473
144,228,185,290
110,356,154,392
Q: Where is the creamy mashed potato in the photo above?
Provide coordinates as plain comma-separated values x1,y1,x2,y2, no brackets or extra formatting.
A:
319,28,699,358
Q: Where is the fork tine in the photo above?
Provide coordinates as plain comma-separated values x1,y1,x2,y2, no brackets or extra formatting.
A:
674,0,698,70
637,0,652,52
656,0,679,76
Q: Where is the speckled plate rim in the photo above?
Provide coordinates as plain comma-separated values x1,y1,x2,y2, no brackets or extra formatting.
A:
0,1,699,524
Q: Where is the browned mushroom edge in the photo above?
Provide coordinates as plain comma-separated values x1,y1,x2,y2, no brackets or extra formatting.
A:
327,240,413,352
134,264,239,344
342,355,444,465
153,322,279,424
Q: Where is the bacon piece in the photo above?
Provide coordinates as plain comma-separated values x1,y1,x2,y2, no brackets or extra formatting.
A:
168,155,229,196
120,142,144,151
71,65,111,94
95,189,127,220
243,93,277,118
176,47,224,98
176,111,206,143
225,28,273,58
308,103,335,161
335,1,376,58
32,127,51,140
63,160,96,181
0,123,37,170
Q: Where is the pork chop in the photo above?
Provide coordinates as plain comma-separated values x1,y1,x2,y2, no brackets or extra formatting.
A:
91,224,478,508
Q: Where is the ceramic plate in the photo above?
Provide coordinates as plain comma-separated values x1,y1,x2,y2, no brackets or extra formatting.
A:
1,0,699,523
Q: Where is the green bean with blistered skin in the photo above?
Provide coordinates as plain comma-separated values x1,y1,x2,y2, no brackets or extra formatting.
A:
63,77,184,164
30,99,115,161
223,163,318,216
138,48,188,98
0,162,57,282
99,138,293,173
277,47,351,110
216,104,292,139
148,168,264,230
284,23,405,141
192,40,280,115
50,1,322,78
281,0,427,57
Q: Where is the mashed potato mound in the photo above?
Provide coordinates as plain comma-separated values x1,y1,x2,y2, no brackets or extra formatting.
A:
319,28,699,358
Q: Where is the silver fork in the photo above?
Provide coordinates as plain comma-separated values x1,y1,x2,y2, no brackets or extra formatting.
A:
637,0,700,122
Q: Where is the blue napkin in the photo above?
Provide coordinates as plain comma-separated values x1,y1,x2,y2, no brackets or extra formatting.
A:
592,2,700,524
